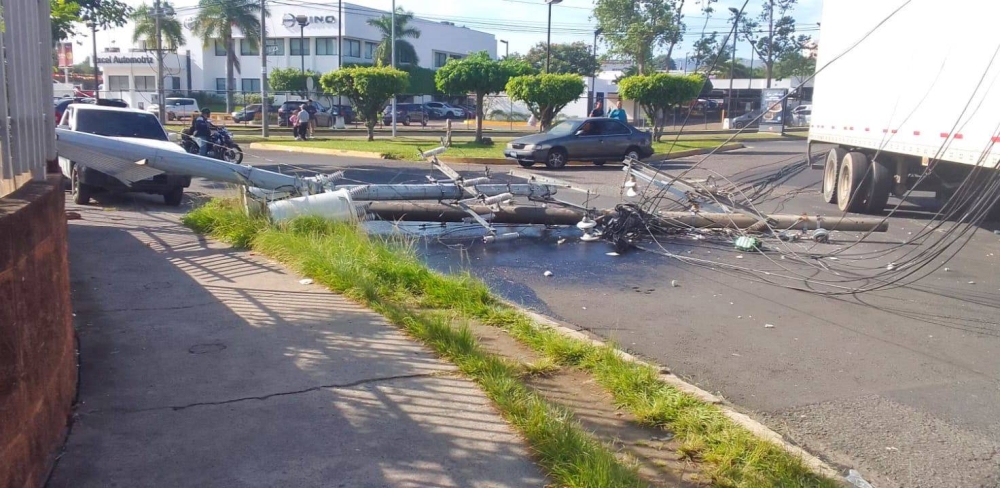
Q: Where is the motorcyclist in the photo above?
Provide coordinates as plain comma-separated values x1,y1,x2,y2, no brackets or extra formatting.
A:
191,108,215,156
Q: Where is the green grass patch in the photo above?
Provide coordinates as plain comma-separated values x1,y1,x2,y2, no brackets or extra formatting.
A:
184,199,838,488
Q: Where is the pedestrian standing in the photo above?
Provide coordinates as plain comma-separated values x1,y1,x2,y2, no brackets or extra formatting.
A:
608,100,628,123
290,108,301,140
296,106,311,141
589,100,604,117
305,99,318,137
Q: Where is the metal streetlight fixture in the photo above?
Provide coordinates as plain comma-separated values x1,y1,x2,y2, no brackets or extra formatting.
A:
499,39,508,59
295,14,309,73
500,39,510,128
87,21,99,101
544,0,562,73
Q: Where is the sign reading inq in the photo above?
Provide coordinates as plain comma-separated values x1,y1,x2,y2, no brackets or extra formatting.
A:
281,13,337,29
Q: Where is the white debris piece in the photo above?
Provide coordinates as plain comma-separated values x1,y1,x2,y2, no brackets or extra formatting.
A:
557,238,566,245
544,270,554,277
299,278,314,285
606,252,620,256
670,280,678,287
764,323,775,328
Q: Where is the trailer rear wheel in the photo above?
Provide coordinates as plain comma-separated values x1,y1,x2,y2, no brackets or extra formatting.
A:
823,147,846,204
865,157,893,214
837,151,871,213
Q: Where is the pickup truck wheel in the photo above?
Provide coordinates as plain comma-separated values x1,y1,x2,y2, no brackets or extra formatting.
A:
837,151,871,213
71,165,91,205
544,148,568,169
865,157,893,214
822,147,846,204
163,187,184,206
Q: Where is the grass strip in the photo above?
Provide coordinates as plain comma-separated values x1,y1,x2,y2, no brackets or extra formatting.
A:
183,199,645,488
184,199,839,488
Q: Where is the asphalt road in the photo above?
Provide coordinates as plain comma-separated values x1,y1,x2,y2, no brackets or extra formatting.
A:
188,142,1000,487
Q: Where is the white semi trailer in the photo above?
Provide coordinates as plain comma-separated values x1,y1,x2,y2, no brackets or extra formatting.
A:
809,0,1000,214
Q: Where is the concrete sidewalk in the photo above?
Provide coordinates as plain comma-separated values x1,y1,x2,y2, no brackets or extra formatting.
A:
49,194,544,487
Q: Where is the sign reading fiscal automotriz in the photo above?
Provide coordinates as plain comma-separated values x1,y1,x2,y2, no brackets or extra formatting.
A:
97,55,155,64
282,13,337,29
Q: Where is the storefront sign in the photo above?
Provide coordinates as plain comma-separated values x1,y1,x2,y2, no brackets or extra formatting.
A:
282,13,337,29
96,55,155,64
57,43,73,68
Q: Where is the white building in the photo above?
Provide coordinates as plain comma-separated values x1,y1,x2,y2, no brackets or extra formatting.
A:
96,2,497,108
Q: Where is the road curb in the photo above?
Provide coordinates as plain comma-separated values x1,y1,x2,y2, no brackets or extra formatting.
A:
248,142,746,165
511,304,842,481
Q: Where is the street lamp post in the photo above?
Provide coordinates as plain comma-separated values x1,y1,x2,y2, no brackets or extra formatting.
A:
500,39,510,129
499,39,508,59
295,15,309,73
88,21,99,101
589,28,601,115
544,0,562,73
727,7,741,121
684,52,690,74
390,0,396,137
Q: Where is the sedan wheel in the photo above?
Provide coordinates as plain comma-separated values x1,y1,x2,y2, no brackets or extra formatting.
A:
545,148,567,169
625,147,641,161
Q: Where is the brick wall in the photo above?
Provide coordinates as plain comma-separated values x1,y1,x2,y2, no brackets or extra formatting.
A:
0,176,75,488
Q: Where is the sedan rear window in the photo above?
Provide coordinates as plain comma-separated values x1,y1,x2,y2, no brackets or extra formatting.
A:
75,110,168,141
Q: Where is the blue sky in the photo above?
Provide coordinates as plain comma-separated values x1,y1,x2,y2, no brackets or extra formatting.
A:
78,0,822,62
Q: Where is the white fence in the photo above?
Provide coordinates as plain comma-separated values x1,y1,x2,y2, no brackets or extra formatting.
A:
0,0,56,197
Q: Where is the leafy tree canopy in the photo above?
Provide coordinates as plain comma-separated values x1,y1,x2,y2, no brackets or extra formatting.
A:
321,66,409,141
506,73,584,131
513,41,601,77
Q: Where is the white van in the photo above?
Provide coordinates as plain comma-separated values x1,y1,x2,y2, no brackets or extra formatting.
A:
147,97,200,121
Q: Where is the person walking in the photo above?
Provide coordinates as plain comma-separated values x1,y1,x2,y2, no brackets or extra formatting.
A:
589,100,604,117
296,106,311,141
608,100,628,123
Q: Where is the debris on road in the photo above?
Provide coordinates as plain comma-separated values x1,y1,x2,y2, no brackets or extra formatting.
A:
299,279,313,285
846,469,875,488
764,324,775,329
543,270,553,277
671,280,679,287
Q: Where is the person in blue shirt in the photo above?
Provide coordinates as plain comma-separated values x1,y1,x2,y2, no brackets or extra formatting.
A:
192,108,214,156
608,100,628,123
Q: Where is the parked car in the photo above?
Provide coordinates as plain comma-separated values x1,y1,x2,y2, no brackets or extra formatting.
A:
58,104,191,205
423,101,466,119
730,109,762,129
382,103,429,126
231,104,277,123
147,97,200,121
504,117,654,169
277,100,337,127
327,104,355,124
458,104,478,119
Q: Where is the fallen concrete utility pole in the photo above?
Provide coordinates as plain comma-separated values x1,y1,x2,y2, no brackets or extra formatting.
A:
346,183,557,201
367,202,591,225
367,203,888,232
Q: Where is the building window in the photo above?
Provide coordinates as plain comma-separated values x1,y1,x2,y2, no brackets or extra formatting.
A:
364,42,377,60
214,40,227,56
169,76,181,90
134,75,156,91
316,38,337,56
434,52,448,68
240,39,259,56
108,75,129,91
345,39,361,58
216,78,227,93
398,50,413,65
265,38,284,56
241,78,261,92
290,38,310,56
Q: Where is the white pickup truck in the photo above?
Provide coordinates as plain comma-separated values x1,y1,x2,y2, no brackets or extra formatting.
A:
809,0,1000,214
58,104,191,206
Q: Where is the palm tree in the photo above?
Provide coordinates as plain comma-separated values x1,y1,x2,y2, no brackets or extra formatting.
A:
131,2,184,52
191,0,265,112
367,8,420,68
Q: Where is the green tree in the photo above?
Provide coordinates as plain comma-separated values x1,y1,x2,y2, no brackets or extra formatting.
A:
774,52,815,78
435,52,535,142
131,2,184,50
690,32,732,72
514,41,600,77
739,0,811,87
50,0,81,42
651,54,677,71
593,0,682,75
366,7,420,68
269,67,321,97
191,0,265,113
505,74,584,131
321,67,409,141
619,73,703,140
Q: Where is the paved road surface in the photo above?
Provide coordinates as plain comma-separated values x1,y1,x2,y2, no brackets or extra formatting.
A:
191,142,1000,487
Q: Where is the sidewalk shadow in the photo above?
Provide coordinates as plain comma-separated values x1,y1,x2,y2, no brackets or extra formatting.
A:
50,199,544,487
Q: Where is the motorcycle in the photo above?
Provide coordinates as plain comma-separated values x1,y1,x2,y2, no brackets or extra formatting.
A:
180,126,243,164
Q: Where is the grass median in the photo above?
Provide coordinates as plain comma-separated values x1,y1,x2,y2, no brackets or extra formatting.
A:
184,198,838,488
